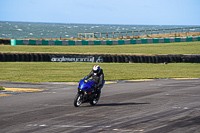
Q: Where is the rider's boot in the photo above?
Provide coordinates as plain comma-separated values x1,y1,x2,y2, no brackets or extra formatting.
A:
96,89,101,100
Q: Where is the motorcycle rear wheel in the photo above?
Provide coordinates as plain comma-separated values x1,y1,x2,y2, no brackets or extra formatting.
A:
90,94,100,106
90,98,98,106
74,93,83,107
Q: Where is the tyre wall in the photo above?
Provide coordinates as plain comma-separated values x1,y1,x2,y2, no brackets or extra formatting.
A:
0,39,10,45
0,53,51,62
0,53,200,63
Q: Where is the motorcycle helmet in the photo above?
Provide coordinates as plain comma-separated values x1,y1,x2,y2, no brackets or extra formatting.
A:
93,65,100,75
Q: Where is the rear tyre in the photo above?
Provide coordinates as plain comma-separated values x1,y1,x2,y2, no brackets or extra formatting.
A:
90,93,100,106
74,93,83,107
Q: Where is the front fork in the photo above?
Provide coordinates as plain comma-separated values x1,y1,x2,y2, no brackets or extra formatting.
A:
77,88,87,102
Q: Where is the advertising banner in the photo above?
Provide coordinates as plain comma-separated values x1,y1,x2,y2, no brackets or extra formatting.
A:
50,55,103,63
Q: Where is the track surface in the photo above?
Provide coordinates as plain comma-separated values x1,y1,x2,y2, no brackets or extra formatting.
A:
0,79,200,133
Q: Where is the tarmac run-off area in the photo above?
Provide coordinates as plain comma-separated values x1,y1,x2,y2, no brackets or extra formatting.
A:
0,79,200,133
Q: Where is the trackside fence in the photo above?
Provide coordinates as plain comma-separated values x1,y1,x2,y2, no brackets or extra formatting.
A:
78,27,200,39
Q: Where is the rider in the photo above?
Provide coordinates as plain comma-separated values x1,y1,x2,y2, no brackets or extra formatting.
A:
84,65,104,99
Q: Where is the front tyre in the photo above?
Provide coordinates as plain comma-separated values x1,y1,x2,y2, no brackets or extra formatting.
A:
74,93,83,107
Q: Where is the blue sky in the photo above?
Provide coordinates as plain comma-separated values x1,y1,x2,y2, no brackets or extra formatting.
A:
0,0,199,25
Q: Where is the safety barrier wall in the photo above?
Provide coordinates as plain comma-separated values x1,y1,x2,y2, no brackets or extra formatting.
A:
0,39,10,45
0,53,200,63
11,36,200,45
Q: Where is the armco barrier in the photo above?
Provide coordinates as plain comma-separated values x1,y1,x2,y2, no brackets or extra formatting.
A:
10,36,200,46
0,53,200,63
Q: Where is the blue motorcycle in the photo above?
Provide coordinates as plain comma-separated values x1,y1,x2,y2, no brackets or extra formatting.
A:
74,78,105,107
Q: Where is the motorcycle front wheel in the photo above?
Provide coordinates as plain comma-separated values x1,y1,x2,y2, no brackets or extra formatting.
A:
74,93,83,107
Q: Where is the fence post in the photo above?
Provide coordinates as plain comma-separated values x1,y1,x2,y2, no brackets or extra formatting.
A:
132,31,134,37
119,32,121,38
100,33,101,38
113,32,114,38
175,28,177,37
151,30,152,35
106,32,108,38
138,31,140,36
126,31,127,37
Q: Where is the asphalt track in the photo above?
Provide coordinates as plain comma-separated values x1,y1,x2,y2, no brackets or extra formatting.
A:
0,79,200,133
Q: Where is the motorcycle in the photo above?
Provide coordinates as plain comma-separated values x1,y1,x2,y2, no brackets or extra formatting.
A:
74,78,105,107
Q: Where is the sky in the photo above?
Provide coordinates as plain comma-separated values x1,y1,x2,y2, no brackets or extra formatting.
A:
0,0,199,25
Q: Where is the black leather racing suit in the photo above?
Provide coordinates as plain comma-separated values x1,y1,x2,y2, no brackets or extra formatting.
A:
85,69,104,95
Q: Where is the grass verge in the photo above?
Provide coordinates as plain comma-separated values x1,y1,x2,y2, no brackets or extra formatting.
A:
0,62,199,83
0,84,4,90
0,41,200,55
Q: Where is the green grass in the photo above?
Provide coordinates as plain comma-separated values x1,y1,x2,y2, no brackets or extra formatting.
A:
1,41,200,55
0,62,199,83
0,41,200,83
0,84,4,90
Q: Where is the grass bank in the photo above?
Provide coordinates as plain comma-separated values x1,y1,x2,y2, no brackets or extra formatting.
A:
0,41,200,55
0,62,199,83
0,84,4,90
